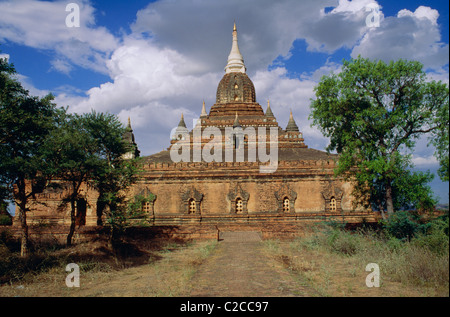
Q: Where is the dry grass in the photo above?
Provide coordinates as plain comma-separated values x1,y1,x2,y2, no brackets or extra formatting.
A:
0,238,217,297
263,224,449,297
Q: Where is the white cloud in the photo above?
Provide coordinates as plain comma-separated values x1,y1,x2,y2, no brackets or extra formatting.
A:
70,36,220,114
331,0,379,13
301,0,381,53
0,0,119,74
50,59,73,75
0,53,10,61
427,70,450,85
351,5,449,72
397,6,439,25
412,155,439,169
130,0,384,72
14,73,50,98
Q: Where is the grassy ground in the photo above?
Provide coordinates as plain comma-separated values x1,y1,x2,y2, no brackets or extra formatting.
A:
0,232,217,297
263,220,449,297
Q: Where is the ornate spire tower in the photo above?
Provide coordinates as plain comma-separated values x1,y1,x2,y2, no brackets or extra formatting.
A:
170,22,307,151
211,22,261,117
200,100,207,117
286,110,299,132
122,117,140,159
225,22,246,74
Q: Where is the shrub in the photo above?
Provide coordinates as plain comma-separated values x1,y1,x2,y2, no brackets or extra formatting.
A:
326,229,364,256
293,216,448,293
412,216,449,255
383,211,428,241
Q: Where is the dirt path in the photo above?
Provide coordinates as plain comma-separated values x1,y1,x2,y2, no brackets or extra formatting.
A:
187,232,311,297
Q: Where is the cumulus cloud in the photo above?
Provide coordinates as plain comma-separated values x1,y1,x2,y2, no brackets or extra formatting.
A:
132,0,307,74
69,36,220,117
300,0,380,53
351,5,449,72
0,0,119,74
130,0,391,73
252,61,342,151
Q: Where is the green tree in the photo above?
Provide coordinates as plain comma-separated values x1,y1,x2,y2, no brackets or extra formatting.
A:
83,111,140,246
310,57,448,217
42,112,100,246
0,187,12,225
0,56,60,256
0,184,9,210
42,111,139,246
430,96,449,182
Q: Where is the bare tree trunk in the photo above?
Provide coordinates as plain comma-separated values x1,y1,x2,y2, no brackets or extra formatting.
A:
67,198,76,246
19,203,29,257
378,202,386,220
16,178,29,257
385,180,394,217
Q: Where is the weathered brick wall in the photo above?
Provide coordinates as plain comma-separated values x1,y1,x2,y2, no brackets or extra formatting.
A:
3,217,373,246
15,158,370,228
14,181,99,226
132,160,361,216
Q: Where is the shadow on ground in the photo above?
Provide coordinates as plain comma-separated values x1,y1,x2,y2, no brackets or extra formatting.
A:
0,229,189,285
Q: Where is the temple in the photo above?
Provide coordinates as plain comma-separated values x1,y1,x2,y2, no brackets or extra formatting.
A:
15,23,374,239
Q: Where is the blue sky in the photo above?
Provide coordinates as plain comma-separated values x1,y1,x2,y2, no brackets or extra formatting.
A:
0,0,448,205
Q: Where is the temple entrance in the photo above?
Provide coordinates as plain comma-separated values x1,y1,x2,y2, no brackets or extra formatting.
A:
75,198,86,226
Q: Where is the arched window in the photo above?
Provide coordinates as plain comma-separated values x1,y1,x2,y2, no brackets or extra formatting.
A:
235,198,243,213
283,197,290,212
330,197,337,212
142,201,151,213
189,199,196,214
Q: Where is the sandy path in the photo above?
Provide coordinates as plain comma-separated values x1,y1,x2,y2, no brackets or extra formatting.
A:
187,231,311,297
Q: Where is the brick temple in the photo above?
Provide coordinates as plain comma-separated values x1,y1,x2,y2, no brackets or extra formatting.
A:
14,24,374,239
